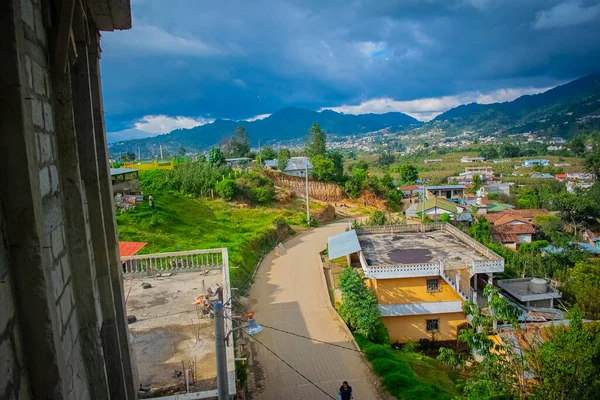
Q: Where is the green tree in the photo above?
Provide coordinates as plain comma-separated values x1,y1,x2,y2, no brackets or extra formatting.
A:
345,179,362,198
470,216,492,243
552,191,598,238
378,151,396,167
470,174,483,194
369,211,386,225
584,140,600,179
260,146,277,161
305,123,326,157
353,160,368,171
499,142,520,158
398,163,419,184
351,168,368,187
120,151,136,162
310,155,335,181
530,310,600,399
207,147,225,167
338,267,388,343
223,126,251,158
215,178,237,201
480,145,499,160
439,213,451,223
569,135,587,157
178,146,186,156
562,261,600,319
327,150,344,182
380,173,395,190
277,148,291,171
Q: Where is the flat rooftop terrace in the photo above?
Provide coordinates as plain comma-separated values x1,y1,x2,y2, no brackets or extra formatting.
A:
126,270,222,397
358,230,491,267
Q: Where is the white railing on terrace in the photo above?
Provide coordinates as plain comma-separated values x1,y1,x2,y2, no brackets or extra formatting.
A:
441,264,472,301
363,263,440,279
121,249,225,274
356,223,504,277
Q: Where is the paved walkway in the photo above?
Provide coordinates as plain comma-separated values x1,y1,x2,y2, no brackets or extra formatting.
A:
247,221,382,399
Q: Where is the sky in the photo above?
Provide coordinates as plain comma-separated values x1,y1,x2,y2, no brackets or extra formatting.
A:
101,0,600,142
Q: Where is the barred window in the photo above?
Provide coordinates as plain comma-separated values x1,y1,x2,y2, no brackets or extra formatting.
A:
426,278,440,293
426,319,440,332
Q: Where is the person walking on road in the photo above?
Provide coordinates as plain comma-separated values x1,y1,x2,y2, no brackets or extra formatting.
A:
338,381,353,400
149,195,154,210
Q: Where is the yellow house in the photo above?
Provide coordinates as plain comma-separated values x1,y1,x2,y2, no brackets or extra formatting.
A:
328,223,505,343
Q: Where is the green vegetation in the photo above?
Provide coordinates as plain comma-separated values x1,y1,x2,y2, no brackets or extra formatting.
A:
355,335,458,400
116,191,292,289
438,286,600,400
222,125,251,158
338,267,388,343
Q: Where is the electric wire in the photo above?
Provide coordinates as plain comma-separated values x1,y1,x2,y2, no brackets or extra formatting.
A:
259,323,472,379
242,328,337,400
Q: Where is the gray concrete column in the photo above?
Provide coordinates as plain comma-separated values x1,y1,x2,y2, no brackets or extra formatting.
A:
0,1,64,397
51,36,111,400
69,8,130,399
88,24,138,397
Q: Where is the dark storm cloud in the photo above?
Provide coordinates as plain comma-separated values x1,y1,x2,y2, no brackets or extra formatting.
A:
101,0,600,140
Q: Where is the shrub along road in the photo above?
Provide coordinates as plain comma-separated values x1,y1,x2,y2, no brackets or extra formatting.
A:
247,221,383,399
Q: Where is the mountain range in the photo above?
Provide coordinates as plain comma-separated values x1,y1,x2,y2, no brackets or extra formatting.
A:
108,108,422,156
108,73,600,156
430,72,600,136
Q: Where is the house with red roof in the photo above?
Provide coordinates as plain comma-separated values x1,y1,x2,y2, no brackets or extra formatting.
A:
485,214,538,249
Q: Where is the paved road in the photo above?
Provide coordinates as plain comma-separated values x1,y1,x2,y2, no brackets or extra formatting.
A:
247,221,382,399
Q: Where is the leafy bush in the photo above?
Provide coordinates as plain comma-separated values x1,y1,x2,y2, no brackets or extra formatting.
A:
216,178,238,201
251,186,273,203
370,210,387,225
338,267,388,343
236,172,275,204
439,213,451,223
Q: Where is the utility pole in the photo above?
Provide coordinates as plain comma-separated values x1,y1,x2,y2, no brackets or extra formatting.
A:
160,145,163,161
305,164,310,224
138,146,141,162
214,302,229,400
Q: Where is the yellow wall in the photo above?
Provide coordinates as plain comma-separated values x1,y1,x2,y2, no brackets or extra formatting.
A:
384,312,467,343
369,276,463,305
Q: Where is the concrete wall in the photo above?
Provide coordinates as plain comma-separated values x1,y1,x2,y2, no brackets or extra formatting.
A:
383,312,467,343
0,0,135,398
369,277,463,305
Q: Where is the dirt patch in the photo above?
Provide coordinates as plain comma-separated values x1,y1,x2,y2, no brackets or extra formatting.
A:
313,204,336,222
388,248,432,263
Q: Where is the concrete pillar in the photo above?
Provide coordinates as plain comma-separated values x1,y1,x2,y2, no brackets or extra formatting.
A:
0,1,64,397
473,273,478,291
69,9,131,399
51,29,111,400
88,23,138,397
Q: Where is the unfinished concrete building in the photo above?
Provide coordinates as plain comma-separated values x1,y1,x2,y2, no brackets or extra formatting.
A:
0,0,137,398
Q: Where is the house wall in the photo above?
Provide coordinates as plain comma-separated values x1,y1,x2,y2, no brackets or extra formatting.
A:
370,277,463,305
503,242,518,250
383,312,467,343
517,234,532,243
0,0,135,398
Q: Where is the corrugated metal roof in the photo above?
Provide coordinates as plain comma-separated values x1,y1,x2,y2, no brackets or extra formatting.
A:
264,160,278,168
110,168,138,176
119,242,147,257
285,157,313,171
328,229,361,260
424,185,466,190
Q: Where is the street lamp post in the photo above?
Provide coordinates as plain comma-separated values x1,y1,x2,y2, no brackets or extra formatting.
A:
305,164,310,224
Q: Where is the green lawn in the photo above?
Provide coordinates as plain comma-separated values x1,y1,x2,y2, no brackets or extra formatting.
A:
116,191,295,289
354,335,460,400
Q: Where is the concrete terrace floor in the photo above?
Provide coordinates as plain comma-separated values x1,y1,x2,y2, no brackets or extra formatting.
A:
247,221,384,399
125,271,221,395
359,230,490,267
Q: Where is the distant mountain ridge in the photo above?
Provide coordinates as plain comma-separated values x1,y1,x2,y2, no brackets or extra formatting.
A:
430,73,600,136
108,107,422,156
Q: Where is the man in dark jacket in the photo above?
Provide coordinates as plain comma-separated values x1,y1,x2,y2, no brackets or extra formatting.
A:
339,381,352,400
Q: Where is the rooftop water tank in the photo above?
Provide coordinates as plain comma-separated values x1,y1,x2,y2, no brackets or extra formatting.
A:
529,278,547,294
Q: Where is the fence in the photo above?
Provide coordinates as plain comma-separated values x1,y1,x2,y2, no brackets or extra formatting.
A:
120,249,225,274
120,159,175,170
355,223,444,235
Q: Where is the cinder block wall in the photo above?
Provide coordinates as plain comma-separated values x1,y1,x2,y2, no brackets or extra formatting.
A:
0,0,135,398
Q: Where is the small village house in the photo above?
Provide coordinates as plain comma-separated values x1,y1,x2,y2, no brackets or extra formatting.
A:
423,185,466,202
283,156,313,177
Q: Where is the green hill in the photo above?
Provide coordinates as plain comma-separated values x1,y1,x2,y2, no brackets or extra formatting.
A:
431,73,600,136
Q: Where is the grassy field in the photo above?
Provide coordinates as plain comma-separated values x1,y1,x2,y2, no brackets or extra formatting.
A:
349,151,586,185
116,191,322,288
355,335,460,400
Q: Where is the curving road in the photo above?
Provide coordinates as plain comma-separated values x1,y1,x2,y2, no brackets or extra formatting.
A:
247,221,382,399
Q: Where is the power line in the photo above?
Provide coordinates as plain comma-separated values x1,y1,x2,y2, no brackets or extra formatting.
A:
260,324,471,379
243,329,337,400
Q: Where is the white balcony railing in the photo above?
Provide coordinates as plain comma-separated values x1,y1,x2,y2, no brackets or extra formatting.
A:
120,249,225,274
363,263,440,279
